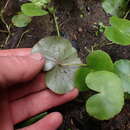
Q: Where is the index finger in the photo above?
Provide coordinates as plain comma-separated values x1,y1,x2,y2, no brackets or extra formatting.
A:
0,48,31,56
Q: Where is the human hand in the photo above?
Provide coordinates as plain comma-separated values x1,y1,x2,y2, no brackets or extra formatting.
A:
0,48,79,130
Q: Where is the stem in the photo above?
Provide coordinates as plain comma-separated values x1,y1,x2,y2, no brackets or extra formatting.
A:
0,30,8,33
61,63,87,67
4,31,11,45
3,0,10,11
53,12,60,37
0,0,11,46
123,9,130,19
16,30,30,48
106,42,113,46
0,12,11,46
1,0,11,34
0,11,10,32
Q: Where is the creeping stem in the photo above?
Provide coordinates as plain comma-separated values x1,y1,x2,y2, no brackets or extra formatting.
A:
0,0,11,46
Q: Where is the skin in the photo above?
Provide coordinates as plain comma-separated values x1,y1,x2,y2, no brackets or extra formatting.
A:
0,48,79,130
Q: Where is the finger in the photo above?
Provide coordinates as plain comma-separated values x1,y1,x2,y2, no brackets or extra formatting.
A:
0,48,31,56
0,90,13,130
0,54,44,87
10,88,79,124
20,112,63,130
8,73,46,101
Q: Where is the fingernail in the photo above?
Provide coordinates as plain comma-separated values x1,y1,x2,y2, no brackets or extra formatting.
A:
30,53,44,61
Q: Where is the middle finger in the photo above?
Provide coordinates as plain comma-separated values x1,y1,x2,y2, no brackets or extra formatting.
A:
8,73,46,101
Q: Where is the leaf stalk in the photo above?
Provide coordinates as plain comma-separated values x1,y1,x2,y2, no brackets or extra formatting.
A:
61,63,87,67
53,12,60,37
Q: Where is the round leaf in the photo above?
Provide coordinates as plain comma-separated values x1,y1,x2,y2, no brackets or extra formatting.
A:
12,14,32,27
32,36,81,94
86,50,114,72
105,16,130,45
32,0,50,6
102,0,128,17
114,59,130,94
21,3,48,16
86,71,124,120
74,67,92,91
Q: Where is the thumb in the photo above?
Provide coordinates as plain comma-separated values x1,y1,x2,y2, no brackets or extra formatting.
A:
0,53,44,88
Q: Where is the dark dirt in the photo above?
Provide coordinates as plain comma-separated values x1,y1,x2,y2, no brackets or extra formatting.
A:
1,0,130,130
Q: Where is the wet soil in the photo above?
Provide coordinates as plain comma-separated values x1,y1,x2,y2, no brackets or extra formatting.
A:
1,0,130,130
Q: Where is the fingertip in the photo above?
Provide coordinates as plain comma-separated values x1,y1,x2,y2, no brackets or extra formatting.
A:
40,112,63,129
67,88,79,99
30,53,45,64
72,88,79,96
19,112,63,130
48,112,63,127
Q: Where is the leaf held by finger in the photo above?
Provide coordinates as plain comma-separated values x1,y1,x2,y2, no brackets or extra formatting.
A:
32,36,81,94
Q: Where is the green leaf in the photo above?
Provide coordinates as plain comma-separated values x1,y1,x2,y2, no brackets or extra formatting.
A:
86,71,124,120
21,3,48,16
74,67,92,91
86,50,114,72
105,16,130,45
12,14,32,27
32,36,81,94
102,0,128,17
31,0,50,6
114,59,130,94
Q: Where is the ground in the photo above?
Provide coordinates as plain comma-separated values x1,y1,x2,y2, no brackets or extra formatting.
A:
0,0,130,130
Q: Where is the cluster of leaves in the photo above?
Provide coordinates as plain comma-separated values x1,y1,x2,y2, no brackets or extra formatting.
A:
75,50,130,120
31,35,130,120
31,36,130,120
12,0,52,27
101,0,130,46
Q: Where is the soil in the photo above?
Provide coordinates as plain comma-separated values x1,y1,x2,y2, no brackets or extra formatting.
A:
1,0,130,130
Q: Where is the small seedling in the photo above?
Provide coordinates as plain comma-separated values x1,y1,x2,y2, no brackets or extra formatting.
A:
12,0,52,27
75,50,114,91
74,50,130,120
32,40,130,120
31,36,130,120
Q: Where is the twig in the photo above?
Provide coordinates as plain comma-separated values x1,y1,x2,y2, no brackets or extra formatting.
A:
123,9,130,19
0,0,11,46
16,30,30,48
3,0,10,11
0,30,8,33
4,24,11,46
